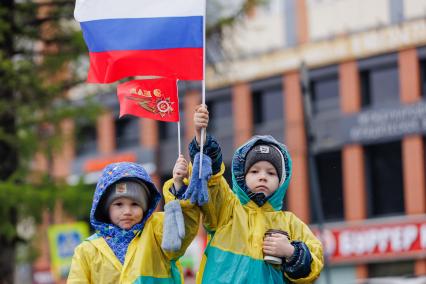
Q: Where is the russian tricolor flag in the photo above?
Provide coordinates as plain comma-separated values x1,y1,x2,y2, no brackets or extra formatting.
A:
74,0,204,83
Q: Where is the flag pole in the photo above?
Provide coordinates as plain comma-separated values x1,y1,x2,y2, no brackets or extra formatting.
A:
178,121,182,156
199,0,206,178
176,80,182,157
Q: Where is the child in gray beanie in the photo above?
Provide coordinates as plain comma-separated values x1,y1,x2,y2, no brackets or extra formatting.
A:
97,179,151,224
68,161,200,284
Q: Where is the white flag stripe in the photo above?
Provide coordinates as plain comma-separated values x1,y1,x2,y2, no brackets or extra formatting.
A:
74,0,204,22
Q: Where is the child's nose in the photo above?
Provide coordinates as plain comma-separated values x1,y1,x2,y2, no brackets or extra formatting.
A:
259,172,267,180
123,206,132,214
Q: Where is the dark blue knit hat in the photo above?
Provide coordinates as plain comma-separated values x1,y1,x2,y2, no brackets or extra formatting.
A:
244,144,286,183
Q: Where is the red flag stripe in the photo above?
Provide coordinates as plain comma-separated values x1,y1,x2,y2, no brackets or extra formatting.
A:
88,49,202,83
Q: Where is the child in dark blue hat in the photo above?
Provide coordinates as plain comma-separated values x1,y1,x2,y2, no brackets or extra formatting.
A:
166,105,324,284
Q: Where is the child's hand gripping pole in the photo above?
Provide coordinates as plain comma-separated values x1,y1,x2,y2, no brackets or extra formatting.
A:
184,152,211,206
194,105,208,179
199,128,205,179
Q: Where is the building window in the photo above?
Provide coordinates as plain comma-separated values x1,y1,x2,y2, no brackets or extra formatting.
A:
310,75,340,114
368,261,414,278
360,70,371,107
75,119,97,156
115,116,139,149
365,141,404,217
252,87,283,125
158,121,179,141
360,64,400,108
424,137,426,183
311,151,344,223
420,59,426,97
206,97,233,133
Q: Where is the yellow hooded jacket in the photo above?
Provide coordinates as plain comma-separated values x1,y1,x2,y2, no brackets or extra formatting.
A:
178,135,324,283
67,162,200,284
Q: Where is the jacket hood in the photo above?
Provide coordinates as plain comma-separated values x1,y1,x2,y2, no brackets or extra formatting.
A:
90,162,161,233
231,135,292,211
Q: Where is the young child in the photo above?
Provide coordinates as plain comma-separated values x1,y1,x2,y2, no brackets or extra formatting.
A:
67,161,199,284
167,105,324,283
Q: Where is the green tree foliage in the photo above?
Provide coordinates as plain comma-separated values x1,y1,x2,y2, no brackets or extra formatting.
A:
0,0,97,225
0,0,97,281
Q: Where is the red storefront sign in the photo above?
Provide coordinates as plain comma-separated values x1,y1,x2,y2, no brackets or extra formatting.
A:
315,218,426,264
83,152,137,172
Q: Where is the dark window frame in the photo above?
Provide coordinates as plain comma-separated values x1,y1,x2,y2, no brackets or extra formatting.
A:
358,53,400,109
311,150,344,223
308,65,340,115
418,55,426,98
158,121,180,141
417,46,426,98
115,116,139,149
206,93,233,134
368,261,414,278
250,76,284,126
75,119,97,156
364,141,405,217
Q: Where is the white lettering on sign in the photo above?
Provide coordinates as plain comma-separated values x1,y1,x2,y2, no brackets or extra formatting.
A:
376,228,390,253
402,226,418,251
345,102,426,143
338,225,418,256
421,224,426,249
339,231,351,256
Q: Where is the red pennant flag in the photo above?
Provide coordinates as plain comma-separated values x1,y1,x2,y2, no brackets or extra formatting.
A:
117,78,179,122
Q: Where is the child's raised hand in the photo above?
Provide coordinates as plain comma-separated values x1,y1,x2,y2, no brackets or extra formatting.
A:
263,233,295,259
173,155,188,190
194,104,209,145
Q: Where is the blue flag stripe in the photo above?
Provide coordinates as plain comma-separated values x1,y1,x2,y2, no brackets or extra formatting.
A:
80,16,203,52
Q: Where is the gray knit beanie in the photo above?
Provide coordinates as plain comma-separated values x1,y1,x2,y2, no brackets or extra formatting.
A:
103,180,150,214
244,144,285,183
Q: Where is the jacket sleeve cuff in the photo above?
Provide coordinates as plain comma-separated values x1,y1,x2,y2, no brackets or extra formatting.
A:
188,134,222,175
169,184,188,200
283,241,312,279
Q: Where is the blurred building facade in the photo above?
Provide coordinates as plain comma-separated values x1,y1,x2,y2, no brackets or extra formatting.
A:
38,0,426,283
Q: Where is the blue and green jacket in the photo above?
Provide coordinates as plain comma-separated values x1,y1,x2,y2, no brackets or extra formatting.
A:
184,135,324,283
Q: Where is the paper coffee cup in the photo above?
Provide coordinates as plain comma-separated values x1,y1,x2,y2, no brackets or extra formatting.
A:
263,229,289,265
264,255,283,265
